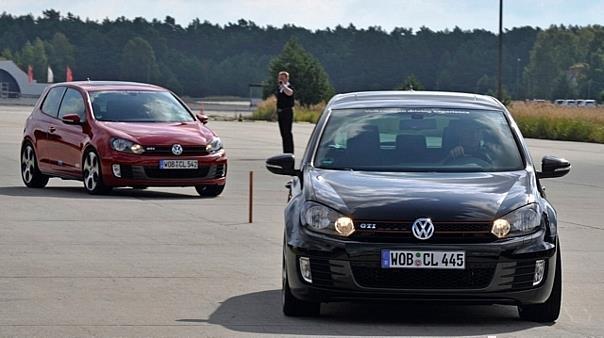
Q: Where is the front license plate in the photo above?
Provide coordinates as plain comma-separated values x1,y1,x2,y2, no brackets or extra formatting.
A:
159,160,198,169
381,250,465,269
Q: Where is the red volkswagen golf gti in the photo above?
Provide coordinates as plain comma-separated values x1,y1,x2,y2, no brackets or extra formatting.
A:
20,81,227,196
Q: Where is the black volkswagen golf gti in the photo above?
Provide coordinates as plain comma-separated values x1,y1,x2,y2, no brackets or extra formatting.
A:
266,91,571,322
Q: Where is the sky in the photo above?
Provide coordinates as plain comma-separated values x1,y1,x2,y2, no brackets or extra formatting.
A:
3,0,603,32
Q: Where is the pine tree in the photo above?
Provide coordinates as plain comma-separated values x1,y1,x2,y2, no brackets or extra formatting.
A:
265,39,334,106
119,37,157,83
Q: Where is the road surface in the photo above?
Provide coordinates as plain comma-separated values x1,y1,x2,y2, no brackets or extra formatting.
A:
0,105,602,337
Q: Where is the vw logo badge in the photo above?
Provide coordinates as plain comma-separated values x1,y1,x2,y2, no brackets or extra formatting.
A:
411,218,434,240
171,144,183,156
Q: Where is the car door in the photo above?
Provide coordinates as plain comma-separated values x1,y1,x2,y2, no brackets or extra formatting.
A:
34,86,66,173
49,88,90,177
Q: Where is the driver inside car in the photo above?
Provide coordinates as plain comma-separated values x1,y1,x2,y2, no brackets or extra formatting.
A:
443,123,494,163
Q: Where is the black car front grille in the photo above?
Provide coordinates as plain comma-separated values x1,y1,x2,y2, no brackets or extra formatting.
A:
498,259,541,291
309,258,334,288
142,145,209,156
351,261,496,289
351,221,495,243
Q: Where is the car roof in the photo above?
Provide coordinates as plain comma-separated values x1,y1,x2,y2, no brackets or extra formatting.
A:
52,81,166,92
326,91,505,111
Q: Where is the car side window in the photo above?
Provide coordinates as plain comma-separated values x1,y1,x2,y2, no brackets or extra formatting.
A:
41,87,67,117
58,88,86,122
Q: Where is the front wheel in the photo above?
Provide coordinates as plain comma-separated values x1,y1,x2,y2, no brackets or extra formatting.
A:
195,184,224,197
21,143,49,188
518,245,562,323
82,150,111,195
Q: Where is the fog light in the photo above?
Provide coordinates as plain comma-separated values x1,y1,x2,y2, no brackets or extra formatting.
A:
533,259,545,286
299,257,312,283
112,164,121,178
335,217,355,237
491,219,510,238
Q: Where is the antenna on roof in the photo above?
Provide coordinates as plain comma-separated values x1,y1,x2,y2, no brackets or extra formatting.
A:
87,77,91,82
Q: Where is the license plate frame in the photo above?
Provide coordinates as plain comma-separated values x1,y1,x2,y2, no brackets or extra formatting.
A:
159,160,198,170
381,249,465,269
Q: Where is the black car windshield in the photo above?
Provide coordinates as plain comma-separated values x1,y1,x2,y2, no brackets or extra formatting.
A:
90,90,194,122
314,108,524,172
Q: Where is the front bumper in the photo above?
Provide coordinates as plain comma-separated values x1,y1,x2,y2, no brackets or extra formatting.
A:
100,151,227,187
285,229,557,305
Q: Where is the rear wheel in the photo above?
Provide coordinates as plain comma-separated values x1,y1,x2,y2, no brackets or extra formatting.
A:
195,184,224,197
518,245,562,323
282,255,320,317
21,143,49,188
82,149,111,195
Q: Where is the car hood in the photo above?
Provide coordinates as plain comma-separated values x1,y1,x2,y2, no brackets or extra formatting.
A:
306,168,535,222
100,121,214,145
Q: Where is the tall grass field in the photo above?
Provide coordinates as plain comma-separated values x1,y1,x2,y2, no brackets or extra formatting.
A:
251,97,604,144
509,101,604,143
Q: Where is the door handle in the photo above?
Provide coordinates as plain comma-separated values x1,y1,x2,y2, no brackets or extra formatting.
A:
49,126,56,133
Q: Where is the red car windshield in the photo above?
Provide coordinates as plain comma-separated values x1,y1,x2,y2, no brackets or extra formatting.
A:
90,90,195,123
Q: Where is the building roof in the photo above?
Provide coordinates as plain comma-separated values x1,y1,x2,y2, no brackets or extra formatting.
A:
327,91,505,111
0,60,49,97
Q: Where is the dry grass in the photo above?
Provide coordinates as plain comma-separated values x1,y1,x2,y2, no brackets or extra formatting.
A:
251,96,325,123
508,101,604,143
253,98,604,143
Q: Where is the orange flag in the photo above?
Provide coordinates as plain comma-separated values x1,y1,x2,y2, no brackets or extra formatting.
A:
66,66,73,82
27,65,33,83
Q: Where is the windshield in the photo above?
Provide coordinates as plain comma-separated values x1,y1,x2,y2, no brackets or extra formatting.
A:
314,108,524,172
90,91,194,122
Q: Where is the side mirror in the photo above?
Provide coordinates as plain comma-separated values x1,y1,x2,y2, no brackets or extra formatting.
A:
197,113,208,124
537,155,571,179
62,114,82,125
266,154,299,176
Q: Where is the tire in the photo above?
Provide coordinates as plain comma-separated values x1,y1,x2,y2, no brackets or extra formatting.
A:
82,149,111,195
282,255,320,317
518,245,562,323
195,184,225,197
21,142,49,188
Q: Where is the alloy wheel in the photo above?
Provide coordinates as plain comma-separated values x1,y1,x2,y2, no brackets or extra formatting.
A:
83,151,99,192
21,145,35,184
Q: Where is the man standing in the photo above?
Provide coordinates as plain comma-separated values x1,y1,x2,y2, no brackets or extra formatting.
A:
276,71,295,154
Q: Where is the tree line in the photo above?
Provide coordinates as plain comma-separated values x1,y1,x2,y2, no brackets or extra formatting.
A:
1,10,602,102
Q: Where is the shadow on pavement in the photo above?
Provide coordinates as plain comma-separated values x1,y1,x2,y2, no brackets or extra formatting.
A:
0,186,201,200
178,289,548,336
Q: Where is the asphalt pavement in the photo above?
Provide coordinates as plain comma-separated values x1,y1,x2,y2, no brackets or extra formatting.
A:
0,105,602,337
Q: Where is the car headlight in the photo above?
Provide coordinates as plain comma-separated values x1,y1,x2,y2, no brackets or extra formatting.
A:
492,203,542,238
111,138,145,154
302,201,355,237
206,137,223,154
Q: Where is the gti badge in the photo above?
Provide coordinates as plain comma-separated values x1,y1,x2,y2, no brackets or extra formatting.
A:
411,218,434,240
171,144,183,156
